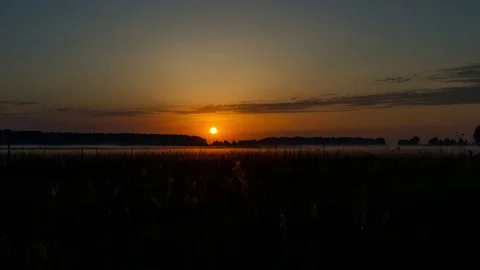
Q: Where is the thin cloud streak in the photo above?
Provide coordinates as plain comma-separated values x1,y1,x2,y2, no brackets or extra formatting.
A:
445,78,480,84
375,63,480,86
4,86,480,118
9,86,480,117
0,101,41,106
376,77,412,83
48,108,152,118
437,64,480,73
175,86,480,114
5,63,480,117
432,64,480,85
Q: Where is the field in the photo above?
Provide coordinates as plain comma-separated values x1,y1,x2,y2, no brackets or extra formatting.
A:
1,150,480,269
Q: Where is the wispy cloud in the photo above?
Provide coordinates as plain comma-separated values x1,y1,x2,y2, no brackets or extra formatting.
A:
53,108,73,113
5,86,480,117
174,86,480,114
0,101,41,106
48,108,152,118
429,64,480,85
0,111,35,118
0,101,42,115
444,78,480,84
4,63,480,118
376,77,412,83
437,64,480,73
375,63,480,86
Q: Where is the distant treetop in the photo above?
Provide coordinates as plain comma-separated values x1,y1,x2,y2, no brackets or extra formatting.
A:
398,136,421,146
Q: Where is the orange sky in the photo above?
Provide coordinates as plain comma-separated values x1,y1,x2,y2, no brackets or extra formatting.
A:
1,1,480,143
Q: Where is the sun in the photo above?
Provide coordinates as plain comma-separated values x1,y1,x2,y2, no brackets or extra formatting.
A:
209,127,218,135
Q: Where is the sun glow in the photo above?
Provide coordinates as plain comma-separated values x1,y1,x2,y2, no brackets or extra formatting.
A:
209,127,218,135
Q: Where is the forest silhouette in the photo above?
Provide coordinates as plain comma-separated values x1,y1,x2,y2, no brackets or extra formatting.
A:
2,127,480,146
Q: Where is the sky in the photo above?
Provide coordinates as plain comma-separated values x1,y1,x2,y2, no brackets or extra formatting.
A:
1,0,480,142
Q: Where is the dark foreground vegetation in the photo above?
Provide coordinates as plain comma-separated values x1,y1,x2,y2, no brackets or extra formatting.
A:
1,151,480,269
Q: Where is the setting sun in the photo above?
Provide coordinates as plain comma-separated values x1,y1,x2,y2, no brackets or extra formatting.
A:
209,127,218,135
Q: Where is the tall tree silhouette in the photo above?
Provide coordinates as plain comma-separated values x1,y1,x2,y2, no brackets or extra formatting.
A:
474,126,480,145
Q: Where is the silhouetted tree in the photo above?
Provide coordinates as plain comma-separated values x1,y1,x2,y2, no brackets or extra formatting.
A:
428,137,462,146
398,136,421,145
474,126,480,144
428,137,440,145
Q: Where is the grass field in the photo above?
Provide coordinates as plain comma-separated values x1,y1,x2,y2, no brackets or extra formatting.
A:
1,150,480,269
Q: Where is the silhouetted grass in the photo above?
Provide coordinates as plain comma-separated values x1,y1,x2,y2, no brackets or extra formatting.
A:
0,150,479,269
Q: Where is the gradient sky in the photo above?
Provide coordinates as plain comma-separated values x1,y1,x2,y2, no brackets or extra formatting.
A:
2,0,480,142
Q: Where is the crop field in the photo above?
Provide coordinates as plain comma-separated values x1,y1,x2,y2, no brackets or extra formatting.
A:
1,150,480,269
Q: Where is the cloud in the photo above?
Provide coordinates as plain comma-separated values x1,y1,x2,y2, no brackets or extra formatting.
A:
0,111,34,118
0,100,41,106
53,108,73,112
376,77,412,83
6,86,480,117
437,64,480,73
86,110,151,117
0,101,41,115
426,64,480,85
17,101,41,106
375,63,480,86
174,86,480,114
5,62,480,118
48,108,152,117
444,78,480,84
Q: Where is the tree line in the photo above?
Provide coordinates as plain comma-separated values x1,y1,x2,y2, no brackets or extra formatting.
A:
211,136,387,147
398,126,480,146
3,126,480,147
0,130,208,146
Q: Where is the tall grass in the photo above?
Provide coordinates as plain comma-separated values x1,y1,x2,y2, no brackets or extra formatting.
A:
0,151,479,268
